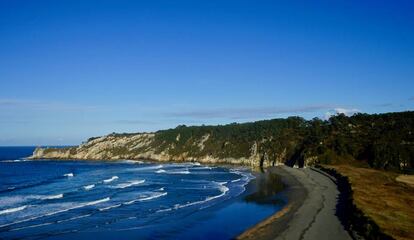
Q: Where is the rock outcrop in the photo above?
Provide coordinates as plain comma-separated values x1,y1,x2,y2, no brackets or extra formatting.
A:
30,132,271,167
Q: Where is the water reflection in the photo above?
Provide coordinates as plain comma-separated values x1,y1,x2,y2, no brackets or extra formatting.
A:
244,169,285,205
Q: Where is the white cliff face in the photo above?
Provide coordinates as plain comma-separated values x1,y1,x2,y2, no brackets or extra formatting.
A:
30,133,287,167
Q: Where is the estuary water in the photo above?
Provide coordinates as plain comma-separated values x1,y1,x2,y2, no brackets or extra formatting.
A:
0,147,285,239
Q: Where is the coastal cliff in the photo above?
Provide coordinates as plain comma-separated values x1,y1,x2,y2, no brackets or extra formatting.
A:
31,111,414,170
31,133,266,166
30,117,308,167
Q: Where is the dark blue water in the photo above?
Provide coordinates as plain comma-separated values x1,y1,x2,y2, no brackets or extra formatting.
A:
0,147,285,240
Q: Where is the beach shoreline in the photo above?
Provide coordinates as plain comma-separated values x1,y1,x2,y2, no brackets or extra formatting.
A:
20,157,352,240
239,166,351,240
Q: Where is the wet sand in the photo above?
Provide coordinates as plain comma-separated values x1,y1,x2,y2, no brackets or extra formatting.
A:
238,166,351,240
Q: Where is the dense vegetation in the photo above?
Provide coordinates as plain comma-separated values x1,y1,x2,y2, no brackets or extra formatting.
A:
133,111,414,171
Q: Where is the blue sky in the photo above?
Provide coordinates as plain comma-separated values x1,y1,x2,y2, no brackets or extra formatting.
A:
1,0,414,145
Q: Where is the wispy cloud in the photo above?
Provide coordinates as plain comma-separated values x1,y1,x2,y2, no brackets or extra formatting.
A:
0,99,99,112
112,120,157,125
409,97,414,101
324,108,360,119
167,105,333,120
375,103,393,108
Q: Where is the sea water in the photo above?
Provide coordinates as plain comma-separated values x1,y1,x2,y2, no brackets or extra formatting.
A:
0,147,284,239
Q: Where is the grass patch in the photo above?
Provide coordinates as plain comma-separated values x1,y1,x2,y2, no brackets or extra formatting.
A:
324,165,414,240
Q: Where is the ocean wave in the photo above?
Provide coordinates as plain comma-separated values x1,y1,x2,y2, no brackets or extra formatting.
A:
13,213,92,231
33,194,63,200
0,176,64,194
0,205,28,215
64,173,74,177
83,184,95,190
0,196,26,206
129,164,163,172
157,169,190,174
191,166,213,170
157,182,229,212
99,191,167,211
99,204,122,211
230,169,255,186
206,184,229,202
103,176,119,183
112,180,145,189
125,192,167,205
11,221,53,231
0,197,110,229
57,214,91,223
167,169,190,174
0,194,63,209
1,159,29,163
122,160,143,164
44,197,110,216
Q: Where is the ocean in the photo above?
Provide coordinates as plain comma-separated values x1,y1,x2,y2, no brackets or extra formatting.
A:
0,147,285,240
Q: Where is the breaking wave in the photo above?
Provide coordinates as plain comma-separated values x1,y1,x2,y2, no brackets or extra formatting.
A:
157,169,190,174
124,192,168,205
157,182,229,212
0,205,28,215
33,194,64,200
112,180,145,189
0,197,110,228
83,184,95,190
103,176,119,183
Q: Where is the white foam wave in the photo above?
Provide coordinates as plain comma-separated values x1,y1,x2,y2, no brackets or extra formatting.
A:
192,166,213,170
129,164,163,171
35,194,63,200
157,182,229,212
230,169,255,187
83,184,95,190
206,185,229,201
99,204,122,211
56,214,91,223
11,221,53,231
0,205,28,215
0,197,110,228
112,180,145,189
125,192,167,205
158,169,190,174
0,196,26,206
103,176,119,183
64,173,74,177
12,213,92,231
169,170,190,174
1,159,29,163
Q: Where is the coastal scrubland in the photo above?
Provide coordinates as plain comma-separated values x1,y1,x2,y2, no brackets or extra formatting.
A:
323,165,414,240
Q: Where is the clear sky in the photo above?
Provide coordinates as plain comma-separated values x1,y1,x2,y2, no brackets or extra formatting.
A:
1,0,414,146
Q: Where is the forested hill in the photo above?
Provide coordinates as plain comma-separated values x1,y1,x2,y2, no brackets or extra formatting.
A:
32,111,414,171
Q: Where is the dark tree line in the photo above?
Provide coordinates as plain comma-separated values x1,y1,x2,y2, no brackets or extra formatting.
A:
111,111,414,171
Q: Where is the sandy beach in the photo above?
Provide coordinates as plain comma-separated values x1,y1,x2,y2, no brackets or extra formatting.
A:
239,166,351,240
